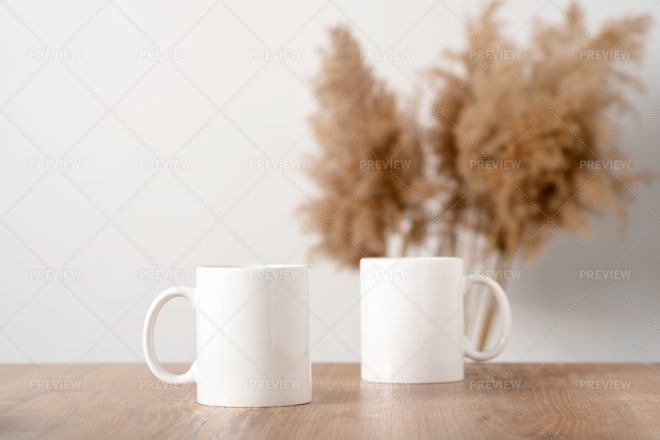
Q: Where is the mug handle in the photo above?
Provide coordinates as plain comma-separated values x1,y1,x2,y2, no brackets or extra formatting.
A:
143,286,197,384
462,275,512,361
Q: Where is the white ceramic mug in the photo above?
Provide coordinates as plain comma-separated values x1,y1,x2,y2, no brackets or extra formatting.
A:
143,265,312,407
360,257,511,383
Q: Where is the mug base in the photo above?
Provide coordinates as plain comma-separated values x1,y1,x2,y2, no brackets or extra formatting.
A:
360,376,464,384
195,398,312,408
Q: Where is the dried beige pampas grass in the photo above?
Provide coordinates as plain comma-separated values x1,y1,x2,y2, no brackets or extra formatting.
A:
428,0,652,262
428,0,652,349
300,26,436,268
302,1,652,273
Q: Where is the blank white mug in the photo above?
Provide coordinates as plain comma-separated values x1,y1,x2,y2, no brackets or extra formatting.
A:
360,257,511,383
143,265,312,407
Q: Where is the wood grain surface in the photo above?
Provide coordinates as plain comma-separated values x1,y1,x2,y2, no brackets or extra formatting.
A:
1,363,658,439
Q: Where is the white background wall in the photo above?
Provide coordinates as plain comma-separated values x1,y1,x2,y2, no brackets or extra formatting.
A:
1,0,659,364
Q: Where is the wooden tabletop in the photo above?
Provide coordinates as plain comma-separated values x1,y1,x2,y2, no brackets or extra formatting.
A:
1,363,658,439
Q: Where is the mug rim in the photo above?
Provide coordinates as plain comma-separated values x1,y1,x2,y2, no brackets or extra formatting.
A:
360,256,461,262
197,264,310,269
